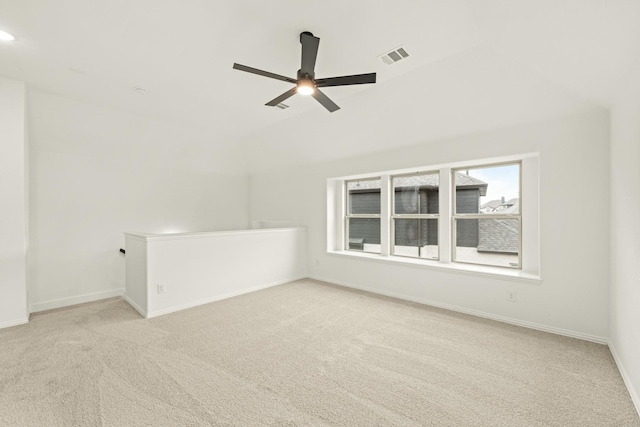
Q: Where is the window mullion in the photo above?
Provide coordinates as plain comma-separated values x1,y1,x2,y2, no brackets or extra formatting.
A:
380,175,391,256
439,168,452,263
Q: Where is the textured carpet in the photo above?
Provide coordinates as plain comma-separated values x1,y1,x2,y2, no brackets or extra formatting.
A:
1,279,638,426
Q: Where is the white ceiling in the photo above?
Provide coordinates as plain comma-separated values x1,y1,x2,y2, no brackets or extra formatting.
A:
1,0,639,172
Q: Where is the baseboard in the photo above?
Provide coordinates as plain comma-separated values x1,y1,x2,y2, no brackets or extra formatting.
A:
609,342,640,417
30,288,125,313
0,317,29,330
309,275,608,345
146,275,307,319
123,295,148,319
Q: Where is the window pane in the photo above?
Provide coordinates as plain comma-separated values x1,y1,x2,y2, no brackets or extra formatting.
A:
454,218,519,268
454,164,519,214
347,218,381,253
393,173,439,214
393,219,438,259
347,179,381,214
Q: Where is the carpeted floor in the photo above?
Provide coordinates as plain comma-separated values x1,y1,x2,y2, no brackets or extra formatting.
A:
1,279,638,426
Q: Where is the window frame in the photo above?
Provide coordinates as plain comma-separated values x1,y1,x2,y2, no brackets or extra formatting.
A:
327,154,540,283
390,171,440,260
451,161,522,269
344,177,382,253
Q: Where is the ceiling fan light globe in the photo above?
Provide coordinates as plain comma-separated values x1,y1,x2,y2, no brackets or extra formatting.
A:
296,81,315,96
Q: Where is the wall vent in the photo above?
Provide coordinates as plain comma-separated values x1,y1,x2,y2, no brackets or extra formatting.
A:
379,46,409,65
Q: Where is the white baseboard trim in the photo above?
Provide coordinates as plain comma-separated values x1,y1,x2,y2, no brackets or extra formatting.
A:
123,295,148,319
0,317,29,330
146,275,307,319
30,288,125,313
310,275,608,345
609,342,640,417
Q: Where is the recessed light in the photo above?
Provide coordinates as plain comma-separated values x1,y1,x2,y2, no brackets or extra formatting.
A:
0,30,15,41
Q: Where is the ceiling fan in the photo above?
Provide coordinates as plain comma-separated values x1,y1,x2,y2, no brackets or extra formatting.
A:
233,31,376,113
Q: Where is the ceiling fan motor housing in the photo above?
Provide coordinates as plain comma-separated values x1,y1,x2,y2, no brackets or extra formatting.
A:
297,69,314,81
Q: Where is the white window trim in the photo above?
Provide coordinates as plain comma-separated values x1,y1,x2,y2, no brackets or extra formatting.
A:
327,154,541,285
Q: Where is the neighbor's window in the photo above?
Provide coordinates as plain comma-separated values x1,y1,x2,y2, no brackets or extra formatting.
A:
346,178,381,253
391,172,439,259
452,163,521,268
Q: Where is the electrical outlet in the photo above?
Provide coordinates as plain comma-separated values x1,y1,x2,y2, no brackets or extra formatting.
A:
507,291,517,302
157,283,165,294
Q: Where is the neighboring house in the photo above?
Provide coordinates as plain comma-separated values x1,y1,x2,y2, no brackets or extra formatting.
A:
496,197,518,211
349,177,519,255
478,199,519,254
482,197,519,213
480,199,503,213
452,174,489,248
348,173,488,248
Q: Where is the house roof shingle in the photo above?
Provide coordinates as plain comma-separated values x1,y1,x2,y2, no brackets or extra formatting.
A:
481,199,503,209
349,173,487,194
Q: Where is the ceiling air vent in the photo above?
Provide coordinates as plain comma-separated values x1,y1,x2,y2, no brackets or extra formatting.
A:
379,46,409,65
273,103,289,110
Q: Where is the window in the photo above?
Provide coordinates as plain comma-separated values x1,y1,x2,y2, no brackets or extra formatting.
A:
329,155,538,279
346,178,381,254
391,172,439,259
453,163,521,269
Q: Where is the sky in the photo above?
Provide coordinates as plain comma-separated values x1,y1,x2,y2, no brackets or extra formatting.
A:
463,164,519,203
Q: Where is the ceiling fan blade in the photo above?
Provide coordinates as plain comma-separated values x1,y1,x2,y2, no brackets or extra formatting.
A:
312,88,340,113
315,72,377,87
300,32,320,76
265,87,298,106
233,63,297,84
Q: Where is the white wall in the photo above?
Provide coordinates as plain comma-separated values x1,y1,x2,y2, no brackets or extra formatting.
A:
28,90,250,312
609,90,640,412
250,109,611,342
0,76,28,328
124,228,308,318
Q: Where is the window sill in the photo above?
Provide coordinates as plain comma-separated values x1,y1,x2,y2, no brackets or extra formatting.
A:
327,250,542,285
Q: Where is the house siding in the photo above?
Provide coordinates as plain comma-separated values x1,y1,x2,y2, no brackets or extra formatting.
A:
348,217,381,245
348,190,380,215
349,188,480,248
348,189,382,246
456,189,480,248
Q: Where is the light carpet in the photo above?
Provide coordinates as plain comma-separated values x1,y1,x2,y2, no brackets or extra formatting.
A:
1,279,638,426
